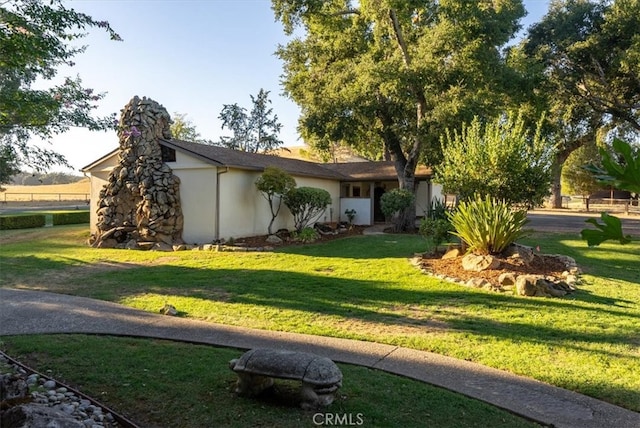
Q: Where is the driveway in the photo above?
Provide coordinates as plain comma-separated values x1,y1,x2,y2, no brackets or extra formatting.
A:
527,210,640,237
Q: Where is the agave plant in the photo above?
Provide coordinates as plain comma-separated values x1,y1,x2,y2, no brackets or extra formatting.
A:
447,194,530,255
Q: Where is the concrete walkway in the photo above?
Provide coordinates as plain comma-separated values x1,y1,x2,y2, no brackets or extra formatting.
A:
1,288,638,428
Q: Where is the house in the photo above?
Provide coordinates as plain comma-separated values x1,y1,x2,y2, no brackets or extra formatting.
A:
82,139,443,244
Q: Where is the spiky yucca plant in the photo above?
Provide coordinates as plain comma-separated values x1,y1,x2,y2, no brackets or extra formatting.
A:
447,195,530,255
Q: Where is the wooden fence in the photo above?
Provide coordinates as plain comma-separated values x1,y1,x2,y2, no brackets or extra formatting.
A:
1,192,90,202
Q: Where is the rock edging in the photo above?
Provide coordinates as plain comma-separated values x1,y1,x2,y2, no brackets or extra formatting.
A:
413,243,582,298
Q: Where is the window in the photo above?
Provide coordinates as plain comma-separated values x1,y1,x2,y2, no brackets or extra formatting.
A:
161,145,176,162
352,186,361,197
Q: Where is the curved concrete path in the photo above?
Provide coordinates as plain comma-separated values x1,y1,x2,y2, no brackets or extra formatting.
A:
1,288,638,428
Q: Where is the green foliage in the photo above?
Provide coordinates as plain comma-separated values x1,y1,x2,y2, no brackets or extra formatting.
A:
170,112,208,143
344,208,356,225
255,167,297,234
435,114,554,207
217,89,283,153
283,186,331,232
426,198,453,221
562,141,604,196
522,0,640,207
581,139,640,246
526,0,640,133
292,226,318,243
273,0,526,224
0,0,121,173
584,139,640,194
581,212,632,247
419,218,452,253
0,214,45,230
0,143,20,188
380,189,415,232
447,194,530,255
52,211,89,226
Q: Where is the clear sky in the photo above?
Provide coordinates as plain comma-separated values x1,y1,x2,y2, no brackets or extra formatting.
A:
39,0,551,174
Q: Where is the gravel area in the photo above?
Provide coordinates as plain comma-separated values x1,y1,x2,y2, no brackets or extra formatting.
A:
1,352,124,428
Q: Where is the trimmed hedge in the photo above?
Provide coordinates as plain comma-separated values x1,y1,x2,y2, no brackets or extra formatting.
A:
52,211,90,225
0,215,46,230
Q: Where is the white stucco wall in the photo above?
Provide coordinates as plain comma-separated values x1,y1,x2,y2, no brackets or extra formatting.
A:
431,183,445,203
217,171,341,239
339,198,371,225
169,151,218,244
415,181,430,216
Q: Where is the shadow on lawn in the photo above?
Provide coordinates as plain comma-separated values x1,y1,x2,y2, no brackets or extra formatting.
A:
69,262,640,338
3,249,639,411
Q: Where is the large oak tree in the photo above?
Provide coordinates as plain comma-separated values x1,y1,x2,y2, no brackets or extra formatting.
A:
523,0,640,207
272,0,525,230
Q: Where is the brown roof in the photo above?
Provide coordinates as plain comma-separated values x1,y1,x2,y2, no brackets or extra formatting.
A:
161,139,348,180
83,139,433,182
324,162,433,181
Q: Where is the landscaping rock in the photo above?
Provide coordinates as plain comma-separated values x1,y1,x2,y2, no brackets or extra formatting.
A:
2,404,85,428
159,304,178,316
515,275,571,297
498,272,516,286
442,248,462,259
465,278,492,288
502,243,535,265
265,235,283,244
462,254,501,272
515,275,542,296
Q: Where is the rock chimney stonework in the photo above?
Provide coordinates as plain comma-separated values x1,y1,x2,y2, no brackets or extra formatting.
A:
89,96,184,249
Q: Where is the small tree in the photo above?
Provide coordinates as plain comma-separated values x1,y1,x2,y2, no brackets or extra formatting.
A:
380,189,415,233
435,114,554,207
255,167,296,235
217,89,283,153
562,142,604,198
170,112,209,143
283,187,331,232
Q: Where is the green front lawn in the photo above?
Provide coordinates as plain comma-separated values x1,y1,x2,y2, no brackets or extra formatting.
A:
1,226,639,412
0,335,538,428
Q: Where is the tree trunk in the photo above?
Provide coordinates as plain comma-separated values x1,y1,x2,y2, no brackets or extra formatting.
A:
549,156,565,209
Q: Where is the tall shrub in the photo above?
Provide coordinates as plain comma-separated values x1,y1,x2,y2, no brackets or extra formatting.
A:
435,114,554,207
284,187,331,232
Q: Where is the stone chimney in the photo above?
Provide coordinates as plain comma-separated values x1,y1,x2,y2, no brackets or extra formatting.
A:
90,96,184,249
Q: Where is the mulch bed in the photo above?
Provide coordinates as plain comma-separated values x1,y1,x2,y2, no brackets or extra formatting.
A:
420,251,569,287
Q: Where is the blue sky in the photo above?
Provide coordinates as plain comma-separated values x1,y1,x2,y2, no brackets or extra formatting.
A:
42,0,550,174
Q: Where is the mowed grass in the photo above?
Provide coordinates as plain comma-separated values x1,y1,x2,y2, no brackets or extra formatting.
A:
1,225,639,412
0,335,538,428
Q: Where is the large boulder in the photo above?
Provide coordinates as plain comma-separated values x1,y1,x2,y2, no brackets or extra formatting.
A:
462,254,501,272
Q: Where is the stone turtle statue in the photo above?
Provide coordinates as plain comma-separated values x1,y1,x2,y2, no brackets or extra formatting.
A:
229,348,343,409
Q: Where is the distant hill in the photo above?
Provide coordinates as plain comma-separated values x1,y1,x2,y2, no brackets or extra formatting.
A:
271,145,370,163
10,172,85,186
3,178,90,195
